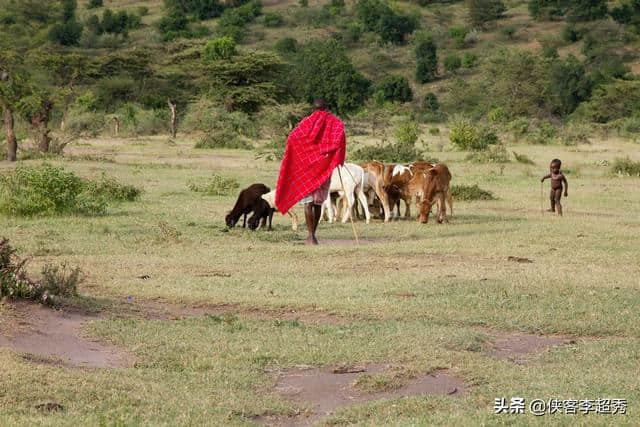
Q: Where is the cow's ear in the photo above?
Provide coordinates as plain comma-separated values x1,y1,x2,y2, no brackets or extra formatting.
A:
428,168,437,176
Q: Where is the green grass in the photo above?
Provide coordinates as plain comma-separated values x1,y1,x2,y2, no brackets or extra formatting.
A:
1,134,639,424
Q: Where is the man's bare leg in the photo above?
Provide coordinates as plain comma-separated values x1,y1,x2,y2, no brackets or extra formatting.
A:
548,189,555,212
305,203,319,245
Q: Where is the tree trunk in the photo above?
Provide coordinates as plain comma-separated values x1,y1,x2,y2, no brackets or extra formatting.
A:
112,117,120,136
167,99,177,138
3,106,17,162
31,101,53,152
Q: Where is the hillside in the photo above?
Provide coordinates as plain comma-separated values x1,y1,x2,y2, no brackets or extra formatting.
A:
1,0,640,161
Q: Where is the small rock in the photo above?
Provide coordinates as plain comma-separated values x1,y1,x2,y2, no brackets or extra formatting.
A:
35,402,64,412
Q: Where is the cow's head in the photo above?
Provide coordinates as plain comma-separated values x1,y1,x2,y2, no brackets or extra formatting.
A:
418,169,438,224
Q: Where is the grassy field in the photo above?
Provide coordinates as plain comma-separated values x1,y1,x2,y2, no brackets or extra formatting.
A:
1,135,639,425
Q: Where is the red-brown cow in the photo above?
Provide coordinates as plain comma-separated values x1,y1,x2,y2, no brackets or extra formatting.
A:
418,163,452,224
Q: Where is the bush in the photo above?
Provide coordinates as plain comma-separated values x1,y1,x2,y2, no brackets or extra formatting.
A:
188,174,240,195
164,0,224,20
444,54,462,73
195,132,252,149
467,0,506,27
611,157,640,176
450,184,495,200
393,120,420,145
88,0,103,9
461,52,478,68
263,12,283,27
65,110,106,137
0,165,141,216
182,97,258,137
449,117,499,151
49,19,83,46
351,140,419,163
465,143,509,163
217,0,262,41
448,26,468,48
528,0,568,20
567,0,607,22
501,26,516,39
572,79,640,123
203,36,237,61
557,121,591,145
274,37,298,54
415,33,437,83
374,76,413,103
0,238,82,306
423,92,440,112
512,151,535,165
355,0,416,44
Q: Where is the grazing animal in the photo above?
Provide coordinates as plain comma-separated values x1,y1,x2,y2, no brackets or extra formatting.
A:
225,183,270,228
321,163,370,224
360,161,391,222
248,199,275,230
418,163,452,224
383,164,414,218
261,190,299,231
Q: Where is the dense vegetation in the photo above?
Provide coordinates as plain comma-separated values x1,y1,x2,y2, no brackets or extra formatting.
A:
1,0,640,162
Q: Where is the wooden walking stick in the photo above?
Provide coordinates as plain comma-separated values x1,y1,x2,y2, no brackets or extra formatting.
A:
540,181,544,215
337,166,359,245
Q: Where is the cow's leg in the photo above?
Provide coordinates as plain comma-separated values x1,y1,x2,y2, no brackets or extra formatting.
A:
356,187,370,224
446,187,453,217
404,197,411,218
268,210,274,230
288,211,298,231
438,193,447,223
341,191,356,223
242,213,247,228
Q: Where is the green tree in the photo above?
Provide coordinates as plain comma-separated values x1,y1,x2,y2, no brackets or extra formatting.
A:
203,37,237,61
548,56,592,116
0,52,28,161
567,0,607,22
374,75,413,103
291,39,371,115
528,0,569,20
467,0,506,27
164,0,224,20
415,33,437,83
49,0,83,46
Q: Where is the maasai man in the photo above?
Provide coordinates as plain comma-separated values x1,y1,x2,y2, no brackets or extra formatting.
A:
275,99,346,245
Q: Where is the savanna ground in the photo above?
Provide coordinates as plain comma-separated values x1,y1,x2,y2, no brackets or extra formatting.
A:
1,134,639,426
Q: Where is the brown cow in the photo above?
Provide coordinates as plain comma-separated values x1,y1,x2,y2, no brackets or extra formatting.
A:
384,162,439,219
418,163,452,224
360,161,391,222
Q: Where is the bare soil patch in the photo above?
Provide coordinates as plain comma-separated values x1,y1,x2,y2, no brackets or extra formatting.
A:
264,364,465,426
319,237,388,246
0,301,132,368
488,331,574,363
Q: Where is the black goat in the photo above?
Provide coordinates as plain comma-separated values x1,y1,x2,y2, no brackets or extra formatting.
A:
248,199,276,230
225,183,270,228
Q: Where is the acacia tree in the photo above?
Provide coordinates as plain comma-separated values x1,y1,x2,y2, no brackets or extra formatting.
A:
0,52,27,162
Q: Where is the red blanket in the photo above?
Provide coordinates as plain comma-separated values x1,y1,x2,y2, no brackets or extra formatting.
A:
275,110,346,214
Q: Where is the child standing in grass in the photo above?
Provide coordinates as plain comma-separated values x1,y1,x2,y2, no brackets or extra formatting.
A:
541,158,568,216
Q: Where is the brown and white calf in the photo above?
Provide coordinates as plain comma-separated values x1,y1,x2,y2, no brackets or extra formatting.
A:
360,161,391,222
418,163,452,224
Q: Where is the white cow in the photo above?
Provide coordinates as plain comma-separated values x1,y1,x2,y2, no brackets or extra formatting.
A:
321,163,370,224
261,190,299,231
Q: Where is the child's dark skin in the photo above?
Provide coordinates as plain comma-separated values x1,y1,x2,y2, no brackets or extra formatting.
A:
541,160,568,216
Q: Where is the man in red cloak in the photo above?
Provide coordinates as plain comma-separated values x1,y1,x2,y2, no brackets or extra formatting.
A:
275,99,346,245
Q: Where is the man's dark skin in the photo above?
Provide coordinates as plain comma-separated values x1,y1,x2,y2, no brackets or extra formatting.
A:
541,159,568,216
305,99,328,246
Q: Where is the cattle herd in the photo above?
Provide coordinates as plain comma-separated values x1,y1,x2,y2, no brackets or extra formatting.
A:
225,161,452,231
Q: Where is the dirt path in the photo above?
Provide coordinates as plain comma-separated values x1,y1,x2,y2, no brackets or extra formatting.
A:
0,301,132,368
261,364,465,426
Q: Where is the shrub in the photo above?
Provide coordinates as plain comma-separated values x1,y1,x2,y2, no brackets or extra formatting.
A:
611,157,640,176
355,0,416,44
203,36,237,61
49,19,83,46
344,22,363,43
528,0,568,20
195,132,251,149
217,0,262,41
423,92,440,112
274,37,298,54
164,0,224,20
137,6,149,16
501,26,516,39
557,121,591,145
450,184,495,200
449,117,499,151
95,76,137,111
531,120,557,144
465,143,509,163
512,151,535,165
0,165,141,216
0,238,82,306
263,12,283,27
65,110,106,137
88,0,103,8
188,174,240,195
467,0,506,27
374,76,413,103
415,33,437,83
461,52,477,68
351,140,419,163
572,79,640,123
444,54,462,73
562,24,581,42
393,120,420,146
448,26,468,48
567,0,607,22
